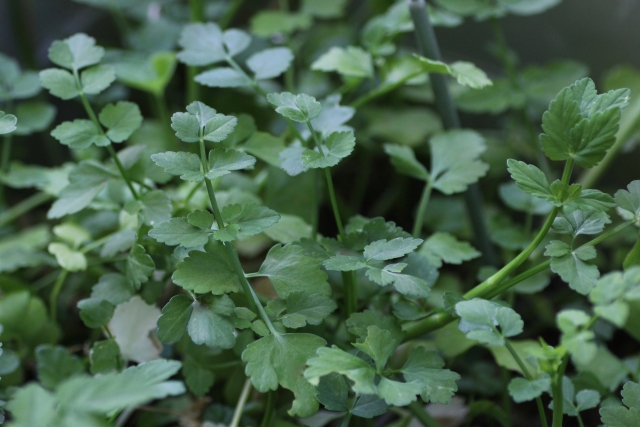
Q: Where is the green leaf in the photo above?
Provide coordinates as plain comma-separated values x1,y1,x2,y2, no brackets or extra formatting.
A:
506,159,554,200
557,309,597,365
384,144,429,181
346,310,403,340
48,242,87,271
5,385,57,427
176,23,226,66
80,64,115,95
51,119,110,150
77,298,115,328
414,55,492,89
244,132,286,167
99,101,142,143
90,340,122,374
48,33,104,71
301,131,356,169
156,294,193,344
89,273,134,306
364,237,423,261
207,147,256,179
280,291,337,329
455,299,524,346
183,362,215,397
39,68,80,100
257,243,330,298
401,346,461,404
323,255,367,271
353,326,397,371
243,333,326,417
267,92,322,123
552,208,611,237
223,28,251,56
139,190,172,227
430,130,488,194
499,182,553,215
149,217,210,248
173,240,240,294
616,180,640,221
420,232,481,266
352,394,388,418
567,189,616,212
126,244,155,289
195,67,251,88
250,11,312,37
589,268,640,327
188,209,215,229
114,51,177,96
315,373,349,412
305,346,377,395
311,46,374,78
14,101,56,136
366,264,431,298
545,240,599,294
171,102,238,143
187,302,235,349
508,377,551,403
0,110,17,134
247,47,294,80
221,203,280,237
150,151,204,182
36,345,84,389
377,378,423,406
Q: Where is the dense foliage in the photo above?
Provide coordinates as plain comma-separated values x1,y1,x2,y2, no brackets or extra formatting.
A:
1,0,640,426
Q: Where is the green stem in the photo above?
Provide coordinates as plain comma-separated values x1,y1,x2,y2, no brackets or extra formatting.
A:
198,139,277,334
154,92,172,131
407,401,440,427
50,270,69,321
412,180,433,237
106,145,139,199
349,71,423,109
220,0,246,29
0,191,53,227
230,378,252,427
408,0,498,267
260,391,276,427
551,356,569,427
505,340,549,427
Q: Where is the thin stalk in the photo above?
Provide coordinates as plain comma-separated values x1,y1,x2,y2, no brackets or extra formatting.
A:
260,391,276,427
198,139,277,334
408,0,498,267
412,180,432,237
504,340,549,427
50,270,69,321
74,71,140,200
0,191,53,227
349,71,423,109
551,356,569,427
406,402,440,427
220,0,246,29
230,378,253,427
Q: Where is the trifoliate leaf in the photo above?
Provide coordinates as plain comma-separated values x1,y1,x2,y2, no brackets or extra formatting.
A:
207,147,256,179
506,159,553,200
267,92,322,123
280,291,337,329
243,333,326,417
149,217,210,248
384,144,429,181
156,295,193,344
257,243,330,298
176,23,226,66
173,240,240,294
414,55,492,89
364,237,423,261
301,130,355,168
48,242,87,272
0,110,17,135
39,68,80,100
14,101,56,136
552,208,611,237
80,64,115,95
36,345,85,389
311,46,374,78
430,130,488,194
98,101,142,143
545,240,599,294
126,244,155,289
353,326,397,370
221,203,280,236
305,346,377,395
508,377,551,403
187,302,235,349
150,151,204,182
455,299,524,346
616,180,640,221
171,102,238,143
401,346,461,404
108,296,161,363
420,232,481,266
48,33,104,71
195,67,251,88
247,47,294,80
51,119,110,149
